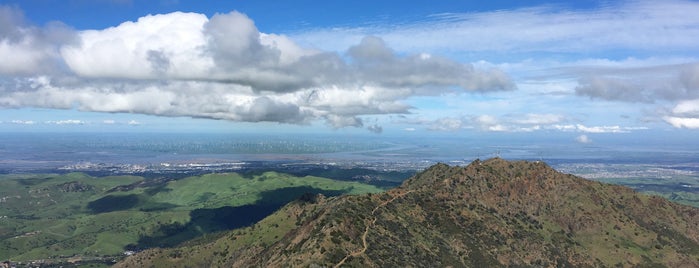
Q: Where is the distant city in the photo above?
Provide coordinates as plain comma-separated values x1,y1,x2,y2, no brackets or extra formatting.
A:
1,132,698,184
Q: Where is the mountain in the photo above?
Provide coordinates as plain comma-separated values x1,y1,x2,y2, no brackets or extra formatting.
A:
117,158,699,267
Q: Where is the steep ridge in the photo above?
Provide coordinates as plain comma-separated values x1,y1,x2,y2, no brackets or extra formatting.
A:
118,158,699,267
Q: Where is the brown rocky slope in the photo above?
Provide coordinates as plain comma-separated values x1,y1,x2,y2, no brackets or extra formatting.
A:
118,158,699,267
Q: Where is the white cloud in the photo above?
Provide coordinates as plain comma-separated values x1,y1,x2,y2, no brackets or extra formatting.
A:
4,2,697,133
293,1,699,55
576,124,624,133
0,6,76,75
0,9,514,132
660,98,699,129
45,119,84,125
663,116,699,129
128,120,140,125
663,98,699,129
61,12,212,79
260,33,317,65
487,124,509,132
102,119,116,124
471,113,563,132
57,11,513,94
550,124,648,133
289,1,699,131
671,98,699,116
576,134,591,143
10,120,35,125
428,117,464,131
474,115,498,126
419,113,562,132
416,113,649,133
573,62,699,102
510,113,563,125
540,59,699,130
0,38,51,74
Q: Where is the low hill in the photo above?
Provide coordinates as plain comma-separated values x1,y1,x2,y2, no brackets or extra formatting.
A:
0,171,382,265
118,158,699,267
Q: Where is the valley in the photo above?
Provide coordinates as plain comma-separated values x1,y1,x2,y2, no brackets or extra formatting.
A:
0,171,382,266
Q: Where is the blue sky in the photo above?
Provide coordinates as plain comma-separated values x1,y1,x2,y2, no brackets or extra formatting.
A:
1,0,698,142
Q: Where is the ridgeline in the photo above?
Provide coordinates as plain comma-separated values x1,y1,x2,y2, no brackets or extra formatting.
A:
118,158,699,267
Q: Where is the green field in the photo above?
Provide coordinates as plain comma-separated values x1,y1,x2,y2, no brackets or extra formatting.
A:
556,163,699,208
0,171,383,264
593,175,699,208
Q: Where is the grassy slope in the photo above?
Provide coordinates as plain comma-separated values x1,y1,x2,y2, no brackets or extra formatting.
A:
593,175,699,208
0,172,382,262
118,159,699,267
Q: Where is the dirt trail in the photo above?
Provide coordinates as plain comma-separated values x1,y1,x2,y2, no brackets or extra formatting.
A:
333,190,414,268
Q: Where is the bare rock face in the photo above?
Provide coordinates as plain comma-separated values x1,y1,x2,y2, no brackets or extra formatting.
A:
58,181,94,192
118,158,699,268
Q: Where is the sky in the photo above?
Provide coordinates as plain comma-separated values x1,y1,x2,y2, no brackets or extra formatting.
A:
0,0,698,142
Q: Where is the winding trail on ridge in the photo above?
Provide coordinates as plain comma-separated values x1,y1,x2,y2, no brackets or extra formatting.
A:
333,189,414,268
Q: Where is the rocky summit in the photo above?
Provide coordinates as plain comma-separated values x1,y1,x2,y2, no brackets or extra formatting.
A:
118,158,699,267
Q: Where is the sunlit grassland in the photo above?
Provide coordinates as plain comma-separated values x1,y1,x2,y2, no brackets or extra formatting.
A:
593,175,699,208
0,171,383,262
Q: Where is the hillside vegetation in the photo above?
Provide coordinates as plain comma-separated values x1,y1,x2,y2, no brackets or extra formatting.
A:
0,171,382,264
119,158,699,267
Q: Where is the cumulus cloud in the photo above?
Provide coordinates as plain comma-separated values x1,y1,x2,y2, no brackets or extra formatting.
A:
0,8,514,132
0,6,76,75
663,98,699,128
60,11,212,79
472,115,509,132
670,98,699,116
287,0,699,131
663,116,699,129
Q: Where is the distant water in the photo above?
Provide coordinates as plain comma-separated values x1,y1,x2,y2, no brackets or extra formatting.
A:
0,132,395,173
1,132,697,175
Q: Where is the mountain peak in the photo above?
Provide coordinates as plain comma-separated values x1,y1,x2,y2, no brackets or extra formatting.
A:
402,158,554,190
119,159,699,267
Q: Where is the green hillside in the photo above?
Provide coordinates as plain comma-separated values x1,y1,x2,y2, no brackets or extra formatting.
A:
118,158,699,267
0,171,382,265
593,175,699,208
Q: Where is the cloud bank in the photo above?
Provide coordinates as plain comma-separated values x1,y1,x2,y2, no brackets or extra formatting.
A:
571,62,699,128
0,8,514,131
412,113,647,133
291,0,699,130
573,63,699,103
